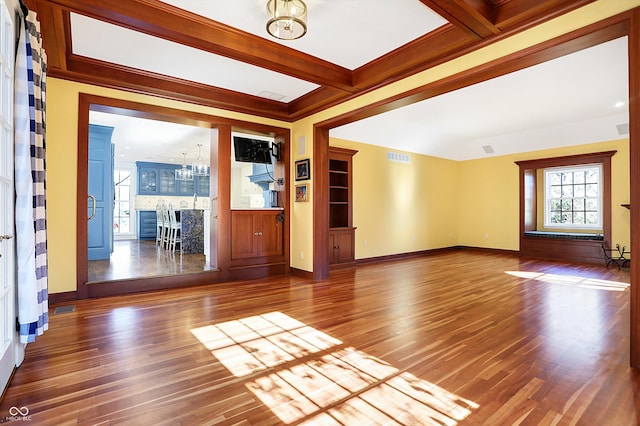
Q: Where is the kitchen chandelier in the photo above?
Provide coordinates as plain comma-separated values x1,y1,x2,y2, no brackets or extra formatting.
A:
192,144,209,177
175,152,194,181
266,0,307,40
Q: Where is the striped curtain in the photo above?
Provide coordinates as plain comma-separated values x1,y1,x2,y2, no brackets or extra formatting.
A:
15,10,48,344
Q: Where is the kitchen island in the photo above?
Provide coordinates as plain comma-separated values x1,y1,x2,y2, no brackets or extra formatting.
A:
180,209,205,254
136,207,209,257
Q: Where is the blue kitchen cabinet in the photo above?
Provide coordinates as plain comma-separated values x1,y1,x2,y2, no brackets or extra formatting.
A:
159,166,178,194
137,162,178,195
175,174,209,196
176,175,194,195
138,210,157,240
136,161,209,196
137,162,160,195
195,175,210,196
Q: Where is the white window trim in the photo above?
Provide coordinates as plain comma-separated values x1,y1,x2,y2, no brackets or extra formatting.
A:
114,161,136,240
543,163,603,230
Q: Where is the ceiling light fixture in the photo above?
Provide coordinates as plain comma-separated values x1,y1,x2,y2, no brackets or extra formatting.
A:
175,152,194,181
266,0,307,40
192,144,209,177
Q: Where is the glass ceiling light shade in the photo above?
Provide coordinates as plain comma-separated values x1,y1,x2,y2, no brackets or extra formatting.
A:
192,162,209,177
175,152,194,181
192,144,209,177
266,0,307,40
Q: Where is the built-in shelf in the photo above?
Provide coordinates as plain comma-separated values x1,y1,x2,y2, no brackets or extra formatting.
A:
329,147,358,266
329,156,352,228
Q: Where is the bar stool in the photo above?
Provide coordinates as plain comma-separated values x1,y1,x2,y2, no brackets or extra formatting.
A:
155,203,164,246
161,204,171,249
168,204,182,253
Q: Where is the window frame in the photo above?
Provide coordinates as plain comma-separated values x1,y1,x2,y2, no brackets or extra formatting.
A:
515,150,615,252
543,163,603,230
113,162,136,240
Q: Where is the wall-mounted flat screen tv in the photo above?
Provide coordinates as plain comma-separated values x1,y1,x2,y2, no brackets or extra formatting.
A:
233,136,273,164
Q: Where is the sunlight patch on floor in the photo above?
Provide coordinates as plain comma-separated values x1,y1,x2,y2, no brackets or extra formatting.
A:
191,312,478,424
191,312,341,377
505,271,629,291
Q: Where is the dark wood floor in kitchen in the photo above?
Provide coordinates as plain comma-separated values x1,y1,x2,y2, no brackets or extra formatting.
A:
2,250,638,425
88,239,213,282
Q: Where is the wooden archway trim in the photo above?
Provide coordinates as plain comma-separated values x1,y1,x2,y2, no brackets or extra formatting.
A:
76,94,291,298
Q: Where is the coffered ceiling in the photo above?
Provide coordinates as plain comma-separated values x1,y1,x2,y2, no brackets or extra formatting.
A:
30,0,598,120
27,0,629,160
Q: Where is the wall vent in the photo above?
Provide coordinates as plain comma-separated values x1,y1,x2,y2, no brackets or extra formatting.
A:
482,145,495,154
617,123,630,135
257,90,286,101
53,305,75,314
387,152,410,163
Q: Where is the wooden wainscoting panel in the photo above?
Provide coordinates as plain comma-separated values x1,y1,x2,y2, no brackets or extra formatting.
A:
521,236,604,264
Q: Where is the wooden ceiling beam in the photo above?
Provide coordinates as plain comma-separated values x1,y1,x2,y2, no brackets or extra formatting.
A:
58,55,292,122
353,24,476,90
493,0,596,30
288,87,351,121
420,0,500,38
420,0,596,38
30,1,68,71
288,25,479,119
37,0,356,92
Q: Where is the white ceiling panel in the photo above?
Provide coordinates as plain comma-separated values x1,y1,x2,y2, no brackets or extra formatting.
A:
158,0,447,70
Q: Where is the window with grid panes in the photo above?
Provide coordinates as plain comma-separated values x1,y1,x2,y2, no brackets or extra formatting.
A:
544,164,602,229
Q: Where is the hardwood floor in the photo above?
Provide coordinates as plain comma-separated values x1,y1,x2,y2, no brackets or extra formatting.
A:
88,239,213,282
2,250,637,425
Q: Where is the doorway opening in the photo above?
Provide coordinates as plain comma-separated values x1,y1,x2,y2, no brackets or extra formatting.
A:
76,94,291,299
87,109,217,282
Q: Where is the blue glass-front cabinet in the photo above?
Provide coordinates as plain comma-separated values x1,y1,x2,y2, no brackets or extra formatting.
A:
137,164,158,194
136,162,209,196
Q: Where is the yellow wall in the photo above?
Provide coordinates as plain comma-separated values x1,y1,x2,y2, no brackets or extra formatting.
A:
457,140,630,252
613,140,632,249
325,137,630,261
330,138,459,258
457,155,520,250
288,131,314,268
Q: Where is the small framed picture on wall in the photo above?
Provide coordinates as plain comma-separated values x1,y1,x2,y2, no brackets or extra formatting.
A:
295,184,308,202
295,159,310,181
